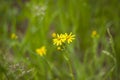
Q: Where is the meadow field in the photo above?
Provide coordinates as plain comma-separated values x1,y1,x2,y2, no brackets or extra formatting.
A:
0,0,120,80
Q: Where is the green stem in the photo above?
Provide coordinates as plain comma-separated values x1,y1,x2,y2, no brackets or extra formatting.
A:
107,28,116,56
63,54,75,80
42,57,53,71
107,28,117,79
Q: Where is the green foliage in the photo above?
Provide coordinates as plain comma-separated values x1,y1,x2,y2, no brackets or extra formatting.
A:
0,0,120,80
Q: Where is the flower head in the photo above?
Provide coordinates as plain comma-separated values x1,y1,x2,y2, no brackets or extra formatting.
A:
57,46,61,51
36,46,46,56
91,30,99,38
52,32,75,47
11,33,18,39
53,34,66,46
52,33,56,38
65,32,75,44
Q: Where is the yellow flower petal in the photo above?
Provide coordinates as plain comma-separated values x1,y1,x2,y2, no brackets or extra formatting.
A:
66,32,75,44
11,33,18,39
91,30,99,38
36,46,46,56
57,47,61,50
52,33,56,37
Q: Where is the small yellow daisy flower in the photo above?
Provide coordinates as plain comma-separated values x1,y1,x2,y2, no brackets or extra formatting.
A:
11,33,18,39
65,32,75,44
52,33,56,37
53,34,65,46
52,32,75,49
36,46,46,56
57,46,61,51
60,34,66,43
91,30,99,38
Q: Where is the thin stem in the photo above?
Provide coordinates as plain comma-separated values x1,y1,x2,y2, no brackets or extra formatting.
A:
63,54,75,80
107,28,117,79
42,57,53,71
102,50,116,79
107,28,116,55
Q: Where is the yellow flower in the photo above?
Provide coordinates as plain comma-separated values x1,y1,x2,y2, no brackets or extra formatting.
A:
52,33,56,37
60,34,66,43
53,32,75,46
91,30,99,38
11,33,18,39
65,32,75,44
57,46,61,51
36,46,46,56
53,34,65,46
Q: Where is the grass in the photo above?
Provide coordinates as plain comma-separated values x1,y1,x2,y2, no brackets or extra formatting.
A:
0,0,120,80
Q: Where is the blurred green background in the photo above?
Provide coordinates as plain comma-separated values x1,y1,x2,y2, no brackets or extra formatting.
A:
0,0,120,80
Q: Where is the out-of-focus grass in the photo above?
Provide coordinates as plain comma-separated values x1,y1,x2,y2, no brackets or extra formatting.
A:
0,0,120,80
